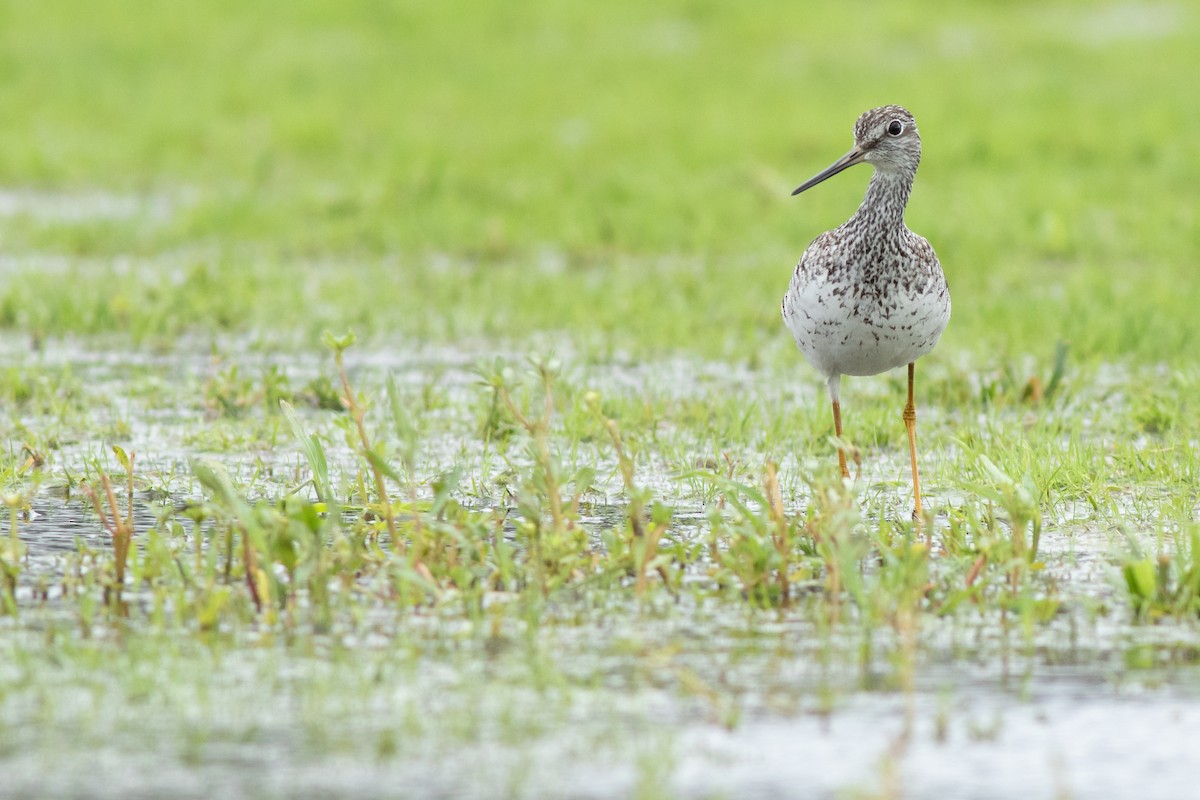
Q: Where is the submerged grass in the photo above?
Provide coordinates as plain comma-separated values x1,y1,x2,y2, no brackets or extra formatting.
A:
1,334,1199,796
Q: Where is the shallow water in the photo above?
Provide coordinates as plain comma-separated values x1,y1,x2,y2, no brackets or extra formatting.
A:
2,609,1198,800
8,498,1197,800
2,338,1199,799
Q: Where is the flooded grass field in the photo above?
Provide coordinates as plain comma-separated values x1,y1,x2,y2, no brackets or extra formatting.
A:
4,1,1200,797
2,337,1199,799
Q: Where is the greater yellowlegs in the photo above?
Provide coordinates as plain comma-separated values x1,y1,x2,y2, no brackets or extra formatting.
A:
781,105,950,517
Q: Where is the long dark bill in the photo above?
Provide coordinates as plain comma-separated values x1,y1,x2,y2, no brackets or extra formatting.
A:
791,147,866,196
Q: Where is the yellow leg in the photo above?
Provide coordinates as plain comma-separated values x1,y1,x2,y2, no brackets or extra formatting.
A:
903,362,922,520
832,398,849,479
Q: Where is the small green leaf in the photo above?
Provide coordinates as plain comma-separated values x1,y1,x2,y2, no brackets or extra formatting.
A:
322,330,356,353
1124,558,1157,601
365,448,403,484
112,445,130,473
281,399,332,503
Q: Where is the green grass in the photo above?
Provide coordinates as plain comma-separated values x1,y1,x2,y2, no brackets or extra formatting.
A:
3,1,1200,796
0,0,1198,363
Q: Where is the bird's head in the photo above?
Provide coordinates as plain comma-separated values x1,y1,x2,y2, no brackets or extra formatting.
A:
793,105,921,196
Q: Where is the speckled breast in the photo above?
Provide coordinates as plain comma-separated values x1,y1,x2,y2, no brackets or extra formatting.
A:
782,261,950,379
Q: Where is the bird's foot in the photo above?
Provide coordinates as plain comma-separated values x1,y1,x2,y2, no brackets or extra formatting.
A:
834,440,861,483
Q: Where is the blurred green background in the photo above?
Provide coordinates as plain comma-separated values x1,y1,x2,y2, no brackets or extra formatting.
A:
0,0,1196,361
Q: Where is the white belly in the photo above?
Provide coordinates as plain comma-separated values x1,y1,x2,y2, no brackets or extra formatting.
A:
782,269,950,378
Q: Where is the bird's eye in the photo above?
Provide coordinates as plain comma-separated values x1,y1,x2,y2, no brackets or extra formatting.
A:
887,120,904,136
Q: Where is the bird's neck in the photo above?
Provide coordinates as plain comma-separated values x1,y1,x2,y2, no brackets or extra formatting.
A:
850,168,913,232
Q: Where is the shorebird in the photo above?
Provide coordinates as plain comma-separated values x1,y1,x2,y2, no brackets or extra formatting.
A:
781,105,950,518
